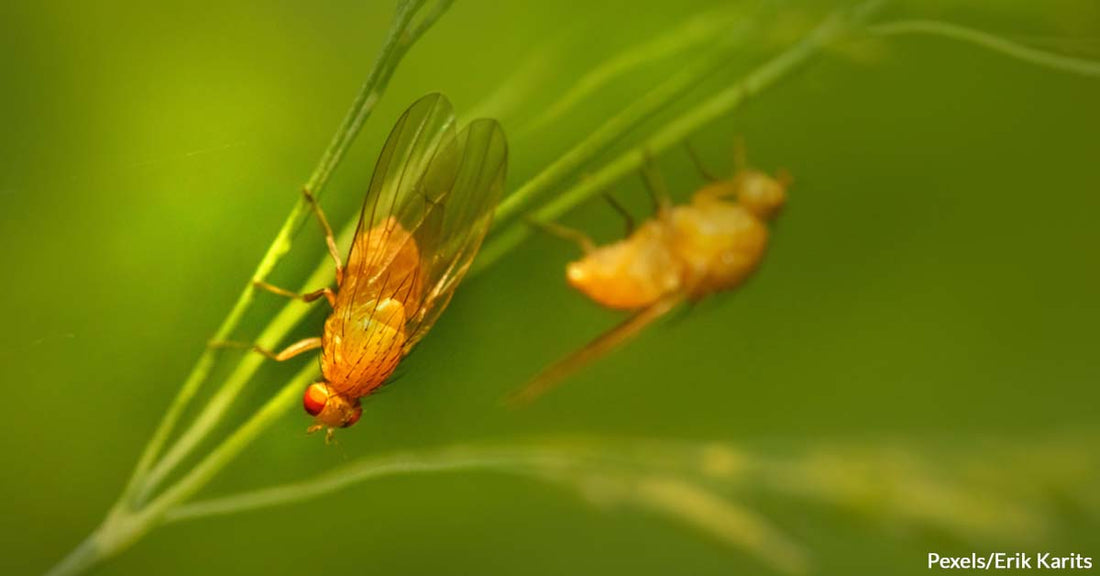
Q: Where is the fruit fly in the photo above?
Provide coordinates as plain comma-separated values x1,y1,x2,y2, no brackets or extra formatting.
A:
508,143,787,405
228,94,507,441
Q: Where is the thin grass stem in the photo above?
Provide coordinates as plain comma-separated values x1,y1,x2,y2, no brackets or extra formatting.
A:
473,3,868,275
165,444,590,522
124,0,451,507
134,230,346,503
516,7,743,138
49,3,895,574
489,15,759,231
869,19,1100,78
47,3,452,575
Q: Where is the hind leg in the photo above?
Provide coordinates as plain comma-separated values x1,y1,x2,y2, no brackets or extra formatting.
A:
639,150,672,216
526,217,596,253
685,142,719,181
601,192,635,237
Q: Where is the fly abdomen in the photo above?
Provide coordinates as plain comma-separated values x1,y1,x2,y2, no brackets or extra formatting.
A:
321,298,408,398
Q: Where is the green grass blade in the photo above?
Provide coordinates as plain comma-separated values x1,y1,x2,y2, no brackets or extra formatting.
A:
870,19,1100,78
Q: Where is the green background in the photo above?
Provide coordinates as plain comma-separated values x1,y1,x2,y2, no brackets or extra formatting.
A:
2,0,1097,574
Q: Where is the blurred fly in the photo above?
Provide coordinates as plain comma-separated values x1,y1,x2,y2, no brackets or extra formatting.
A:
508,143,787,405
225,94,507,441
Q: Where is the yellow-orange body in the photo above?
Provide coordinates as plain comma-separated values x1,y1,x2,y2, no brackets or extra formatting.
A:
308,218,421,428
251,94,507,437
565,219,680,309
508,160,788,405
566,169,785,310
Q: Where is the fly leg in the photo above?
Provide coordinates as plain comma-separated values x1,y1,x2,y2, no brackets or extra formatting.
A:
685,142,719,181
733,135,750,172
639,150,672,217
506,294,685,406
302,188,345,287
250,188,343,306
253,280,336,307
525,216,596,254
210,336,323,362
601,192,635,237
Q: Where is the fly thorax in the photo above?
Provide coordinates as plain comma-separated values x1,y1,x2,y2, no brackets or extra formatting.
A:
671,203,769,294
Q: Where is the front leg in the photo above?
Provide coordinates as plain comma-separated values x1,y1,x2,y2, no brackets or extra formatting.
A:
601,192,635,237
302,188,345,287
525,216,596,254
639,150,672,217
685,142,719,182
210,336,323,362
254,280,336,307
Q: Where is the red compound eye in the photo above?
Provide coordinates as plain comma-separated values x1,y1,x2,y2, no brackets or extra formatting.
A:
342,404,363,428
303,383,329,417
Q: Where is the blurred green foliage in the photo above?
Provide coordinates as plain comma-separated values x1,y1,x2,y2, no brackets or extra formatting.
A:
1,0,1098,574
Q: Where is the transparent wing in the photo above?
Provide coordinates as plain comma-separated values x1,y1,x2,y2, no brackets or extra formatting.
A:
403,118,508,350
505,294,685,406
332,93,507,367
334,93,459,344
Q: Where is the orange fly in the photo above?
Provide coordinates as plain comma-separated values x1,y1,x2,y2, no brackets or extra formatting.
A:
230,94,507,441
509,144,787,404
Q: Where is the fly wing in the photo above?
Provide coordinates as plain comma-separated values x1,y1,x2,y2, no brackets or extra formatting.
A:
333,93,460,348
505,294,685,406
402,118,508,350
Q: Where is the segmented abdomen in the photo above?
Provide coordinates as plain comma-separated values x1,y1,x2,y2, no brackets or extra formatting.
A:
321,298,408,399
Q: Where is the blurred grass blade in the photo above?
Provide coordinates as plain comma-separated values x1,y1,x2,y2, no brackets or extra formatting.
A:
47,3,454,576
166,444,578,522
869,19,1100,77
128,0,454,507
461,34,568,125
632,477,808,575
487,12,760,232
166,440,807,574
139,366,314,528
515,7,743,138
753,442,1076,543
164,436,1099,574
473,2,878,275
